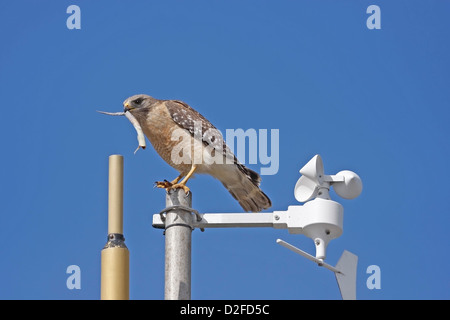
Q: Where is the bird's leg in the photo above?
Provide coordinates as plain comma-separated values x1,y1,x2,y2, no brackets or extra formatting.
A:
171,165,197,194
155,174,183,189
170,175,183,185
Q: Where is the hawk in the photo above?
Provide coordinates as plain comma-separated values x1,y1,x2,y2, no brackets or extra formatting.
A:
122,94,272,212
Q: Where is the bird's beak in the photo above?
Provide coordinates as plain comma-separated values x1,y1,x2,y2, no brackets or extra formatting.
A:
123,102,134,112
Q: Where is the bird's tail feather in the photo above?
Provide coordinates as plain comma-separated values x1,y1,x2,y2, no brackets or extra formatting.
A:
221,165,272,212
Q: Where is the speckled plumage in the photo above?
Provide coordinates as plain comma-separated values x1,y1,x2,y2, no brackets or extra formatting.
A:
123,94,271,212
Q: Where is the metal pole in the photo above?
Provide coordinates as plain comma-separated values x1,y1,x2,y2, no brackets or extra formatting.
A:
164,189,193,300
101,155,129,300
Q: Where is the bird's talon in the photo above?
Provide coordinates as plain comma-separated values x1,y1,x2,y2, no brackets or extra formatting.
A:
170,183,190,194
155,180,173,189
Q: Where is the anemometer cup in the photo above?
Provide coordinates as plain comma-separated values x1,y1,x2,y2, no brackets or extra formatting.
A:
333,170,363,200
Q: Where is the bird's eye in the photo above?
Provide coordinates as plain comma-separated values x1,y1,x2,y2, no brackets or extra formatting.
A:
134,98,143,105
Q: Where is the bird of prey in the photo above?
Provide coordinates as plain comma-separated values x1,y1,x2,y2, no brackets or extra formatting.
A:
122,94,271,212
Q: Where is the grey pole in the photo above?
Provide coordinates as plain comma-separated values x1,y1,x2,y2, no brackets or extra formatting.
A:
164,189,193,300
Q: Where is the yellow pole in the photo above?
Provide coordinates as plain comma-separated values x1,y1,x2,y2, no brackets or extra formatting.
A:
101,155,129,300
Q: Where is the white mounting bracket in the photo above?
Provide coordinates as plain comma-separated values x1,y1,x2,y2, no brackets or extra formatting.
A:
153,197,343,261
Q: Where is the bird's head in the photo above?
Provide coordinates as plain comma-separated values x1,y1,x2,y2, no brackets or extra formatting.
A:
123,94,158,112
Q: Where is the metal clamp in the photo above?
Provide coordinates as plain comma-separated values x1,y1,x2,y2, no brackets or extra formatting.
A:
156,205,204,232
103,233,127,249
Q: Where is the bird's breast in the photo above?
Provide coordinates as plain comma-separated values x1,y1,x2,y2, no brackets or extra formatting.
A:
140,105,194,174
137,103,231,176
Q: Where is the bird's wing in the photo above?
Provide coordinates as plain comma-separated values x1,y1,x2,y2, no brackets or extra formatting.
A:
165,100,263,184
165,100,234,161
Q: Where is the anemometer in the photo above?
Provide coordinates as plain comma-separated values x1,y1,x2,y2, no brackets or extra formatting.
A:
277,154,362,299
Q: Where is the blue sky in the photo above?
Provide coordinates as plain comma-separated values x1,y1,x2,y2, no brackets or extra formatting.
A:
0,0,449,300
